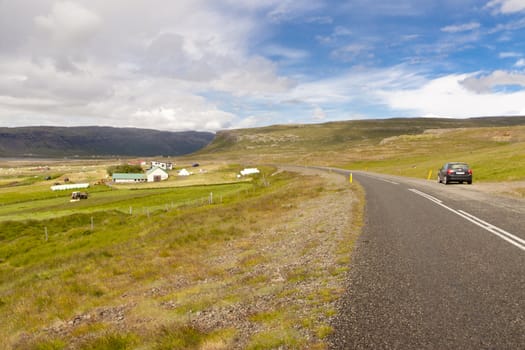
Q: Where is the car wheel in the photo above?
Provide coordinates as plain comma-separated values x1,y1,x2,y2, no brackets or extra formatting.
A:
467,180,472,184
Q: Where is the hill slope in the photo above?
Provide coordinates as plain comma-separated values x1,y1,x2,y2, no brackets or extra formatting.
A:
0,126,215,157
203,116,525,156
196,116,525,182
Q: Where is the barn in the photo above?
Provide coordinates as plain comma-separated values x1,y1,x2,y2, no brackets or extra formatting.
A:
112,173,146,183
147,167,169,182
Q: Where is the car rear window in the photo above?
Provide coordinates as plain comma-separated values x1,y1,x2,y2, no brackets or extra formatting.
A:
450,163,469,169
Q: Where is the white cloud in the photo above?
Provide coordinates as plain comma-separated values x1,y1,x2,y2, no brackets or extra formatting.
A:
285,65,425,106
263,45,310,61
499,51,522,58
0,0,295,131
232,115,259,129
1,0,524,132
316,25,353,45
312,106,326,120
210,57,294,95
267,0,325,22
460,70,525,93
378,73,525,117
441,22,480,33
331,44,374,62
486,0,525,14
305,16,333,24
34,1,101,45
516,58,525,67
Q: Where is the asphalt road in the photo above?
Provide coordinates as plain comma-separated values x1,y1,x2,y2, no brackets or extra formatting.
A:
328,171,525,349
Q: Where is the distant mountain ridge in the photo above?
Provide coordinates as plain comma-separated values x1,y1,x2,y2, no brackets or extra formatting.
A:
0,126,215,157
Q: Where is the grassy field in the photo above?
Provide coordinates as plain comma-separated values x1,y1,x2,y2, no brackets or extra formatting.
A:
0,160,361,349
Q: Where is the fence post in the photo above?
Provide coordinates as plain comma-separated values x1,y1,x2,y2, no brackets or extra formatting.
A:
44,226,48,242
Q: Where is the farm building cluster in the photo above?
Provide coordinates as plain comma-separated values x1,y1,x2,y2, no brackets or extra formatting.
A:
112,166,169,183
112,160,195,183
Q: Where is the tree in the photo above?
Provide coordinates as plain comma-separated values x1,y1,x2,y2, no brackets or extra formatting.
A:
106,164,143,176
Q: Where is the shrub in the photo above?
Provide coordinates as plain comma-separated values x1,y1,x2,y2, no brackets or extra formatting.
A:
106,164,143,176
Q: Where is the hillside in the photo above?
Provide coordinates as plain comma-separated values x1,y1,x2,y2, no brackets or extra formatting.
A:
0,126,215,158
196,116,525,182
203,116,525,155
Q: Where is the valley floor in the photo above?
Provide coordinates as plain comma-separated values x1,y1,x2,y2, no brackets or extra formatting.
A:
7,167,361,349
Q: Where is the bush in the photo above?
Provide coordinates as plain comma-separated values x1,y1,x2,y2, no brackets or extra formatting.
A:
106,164,143,176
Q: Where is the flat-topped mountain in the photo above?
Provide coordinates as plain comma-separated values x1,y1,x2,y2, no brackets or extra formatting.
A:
0,126,215,157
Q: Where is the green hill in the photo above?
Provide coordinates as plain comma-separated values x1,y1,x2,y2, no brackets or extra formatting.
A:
197,116,525,181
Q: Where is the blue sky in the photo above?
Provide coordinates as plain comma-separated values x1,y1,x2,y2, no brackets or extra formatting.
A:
1,0,525,131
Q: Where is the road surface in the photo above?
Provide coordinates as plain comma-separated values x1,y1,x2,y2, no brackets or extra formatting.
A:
328,171,525,349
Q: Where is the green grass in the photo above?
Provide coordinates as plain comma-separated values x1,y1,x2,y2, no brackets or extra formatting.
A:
246,329,303,350
79,333,138,350
0,182,252,221
341,127,525,182
2,167,339,348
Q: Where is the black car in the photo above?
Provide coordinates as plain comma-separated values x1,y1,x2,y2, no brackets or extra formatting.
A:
438,162,472,184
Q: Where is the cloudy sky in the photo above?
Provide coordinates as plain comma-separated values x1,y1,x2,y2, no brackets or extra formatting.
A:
1,0,525,131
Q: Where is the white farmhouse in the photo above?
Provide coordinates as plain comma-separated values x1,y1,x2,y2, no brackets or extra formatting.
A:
151,161,173,170
147,167,169,182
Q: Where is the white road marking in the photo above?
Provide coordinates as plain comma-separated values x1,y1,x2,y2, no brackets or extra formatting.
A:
366,175,399,185
409,189,525,252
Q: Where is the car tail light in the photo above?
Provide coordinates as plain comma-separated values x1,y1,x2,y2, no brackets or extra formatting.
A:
468,169,472,175
447,169,454,174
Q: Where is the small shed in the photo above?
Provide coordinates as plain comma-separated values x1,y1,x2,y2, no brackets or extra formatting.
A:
112,173,146,183
240,168,260,176
147,167,169,182
178,168,191,176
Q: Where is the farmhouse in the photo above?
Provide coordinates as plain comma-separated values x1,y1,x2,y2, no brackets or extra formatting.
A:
151,161,173,170
112,173,146,183
147,167,169,182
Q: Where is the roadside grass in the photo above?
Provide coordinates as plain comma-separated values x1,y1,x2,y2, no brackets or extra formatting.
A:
1,166,361,349
340,126,525,182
